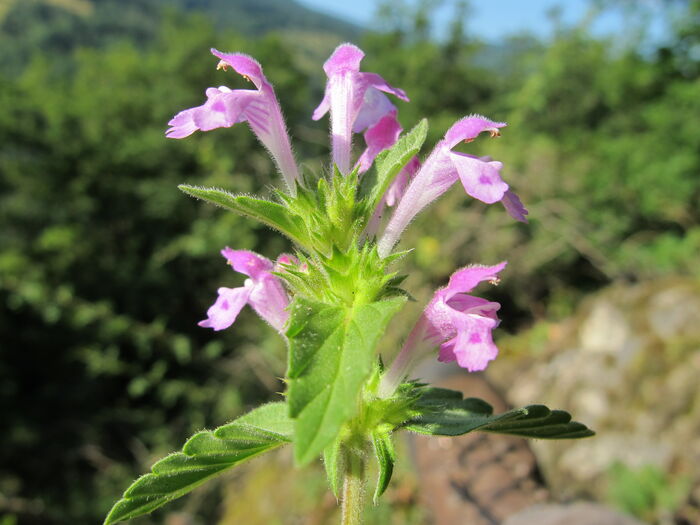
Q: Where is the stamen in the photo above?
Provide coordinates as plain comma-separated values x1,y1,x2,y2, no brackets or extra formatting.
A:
216,60,229,71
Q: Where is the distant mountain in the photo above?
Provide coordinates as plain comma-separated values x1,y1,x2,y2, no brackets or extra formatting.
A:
168,0,361,38
0,0,361,36
0,0,361,74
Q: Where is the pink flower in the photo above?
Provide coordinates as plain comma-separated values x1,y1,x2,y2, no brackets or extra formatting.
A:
312,43,408,174
166,49,299,193
378,115,525,257
199,248,289,333
378,262,506,396
424,262,506,371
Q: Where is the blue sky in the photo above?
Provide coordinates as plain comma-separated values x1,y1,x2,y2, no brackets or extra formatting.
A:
296,0,669,44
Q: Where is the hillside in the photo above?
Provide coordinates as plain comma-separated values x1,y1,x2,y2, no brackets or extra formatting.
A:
167,0,360,36
0,0,361,74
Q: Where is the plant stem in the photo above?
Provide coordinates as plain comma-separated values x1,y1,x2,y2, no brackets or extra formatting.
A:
341,446,366,525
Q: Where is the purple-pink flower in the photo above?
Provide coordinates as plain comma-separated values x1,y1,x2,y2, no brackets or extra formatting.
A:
312,43,408,174
378,262,506,397
199,248,289,333
166,49,299,193
378,115,527,257
424,262,506,371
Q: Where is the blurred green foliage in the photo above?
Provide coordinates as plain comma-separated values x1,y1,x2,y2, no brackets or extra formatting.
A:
216,439,423,525
0,0,699,523
607,462,691,523
0,5,329,523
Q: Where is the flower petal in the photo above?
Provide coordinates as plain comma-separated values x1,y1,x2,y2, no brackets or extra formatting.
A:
323,43,364,76
275,253,299,267
362,72,409,102
311,90,330,121
385,156,420,207
501,189,529,223
363,156,419,239
438,316,499,372
446,295,501,319
450,153,509,204
353,90,397,133
166,87,259,138
356,110,402,173
423,262,506,370
444,114,506,149
210,49,265,89
165,108,199,139
327,71,358,173
221,248,273,280
444,262,507,298
198,286,250,331
247,274,290,332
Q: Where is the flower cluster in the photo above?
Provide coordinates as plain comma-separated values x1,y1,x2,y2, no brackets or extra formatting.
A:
167,43,527,387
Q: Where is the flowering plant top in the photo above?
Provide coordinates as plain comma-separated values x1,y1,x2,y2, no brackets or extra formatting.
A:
105,43,592,525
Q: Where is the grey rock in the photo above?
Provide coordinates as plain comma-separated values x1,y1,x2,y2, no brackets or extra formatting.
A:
487,278,700,522
504,502,647,525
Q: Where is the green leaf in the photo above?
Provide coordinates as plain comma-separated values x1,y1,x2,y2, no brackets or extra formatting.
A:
178,185,308,246
286,296,406,465
361,119,428,213
104,403,292,524
404,387,594,439
372,432,396,503
322,437,344,499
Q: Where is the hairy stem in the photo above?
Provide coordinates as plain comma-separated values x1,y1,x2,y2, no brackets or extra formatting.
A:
341,445,366,525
